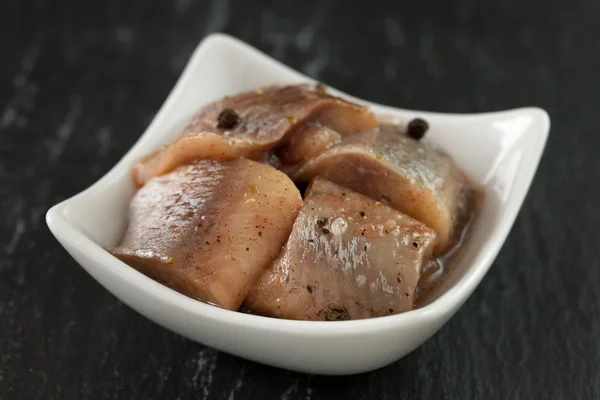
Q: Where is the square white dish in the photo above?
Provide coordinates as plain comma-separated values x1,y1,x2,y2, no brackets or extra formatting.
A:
46,33,549,375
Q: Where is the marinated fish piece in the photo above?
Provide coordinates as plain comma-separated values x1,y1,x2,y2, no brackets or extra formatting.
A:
113,159,303,311
277,125,342,165
132,84,377,187
294,130,475,255
132,133,259,188
244,179,436,320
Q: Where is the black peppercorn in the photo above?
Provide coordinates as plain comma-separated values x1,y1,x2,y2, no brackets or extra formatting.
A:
407,118,429,140
217,108,241,129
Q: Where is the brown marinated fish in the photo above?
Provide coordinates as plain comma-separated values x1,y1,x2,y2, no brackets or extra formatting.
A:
113,159,303,310
294,129,475,255
132,84,377,187
276,125,342,166
244,179,436,320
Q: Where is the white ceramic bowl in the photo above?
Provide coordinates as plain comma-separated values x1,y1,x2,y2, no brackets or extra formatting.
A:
46,33,549,375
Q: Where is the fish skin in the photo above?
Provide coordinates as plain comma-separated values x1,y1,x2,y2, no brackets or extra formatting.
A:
244,178,436,320
132,84,377,187
294,129,476,255
113,159,303,310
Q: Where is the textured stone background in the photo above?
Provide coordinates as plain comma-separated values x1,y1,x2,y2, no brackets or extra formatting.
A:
1,0,599,398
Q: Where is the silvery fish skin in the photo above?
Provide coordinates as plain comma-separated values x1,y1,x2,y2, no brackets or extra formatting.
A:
294,129,475,255
132,84,377,187
113,159,303,311
244,178,436,320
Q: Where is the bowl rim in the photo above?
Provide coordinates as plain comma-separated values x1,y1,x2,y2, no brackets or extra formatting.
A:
46,33,550,335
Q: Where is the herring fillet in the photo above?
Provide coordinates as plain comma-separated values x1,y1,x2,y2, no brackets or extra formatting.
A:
112,159,303,310
277,125,342,165
294,130,475,254
132,84,377,187
244,178,436,320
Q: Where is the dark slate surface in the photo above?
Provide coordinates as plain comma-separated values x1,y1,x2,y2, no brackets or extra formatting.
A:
1,0,599,398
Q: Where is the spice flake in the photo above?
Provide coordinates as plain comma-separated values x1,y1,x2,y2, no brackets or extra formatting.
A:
324,306,349,321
